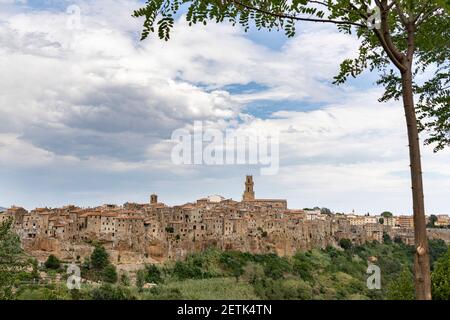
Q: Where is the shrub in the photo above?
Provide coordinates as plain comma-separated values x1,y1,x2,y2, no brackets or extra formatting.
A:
172,261,204,280
102,264,118,283
292,253,314,282
431,247,450,300
144,287,183,300
90,284,136,300
339,239,352,250
260,255,291,280
44,255,61,270
144,264,163,284
429,239,448,268
242,263,265,284
394,236,403,244
91,245,109,270
30,259,40,281
120,273,130,286
254,278,312,300
386,268,414,300
16,285,71,300
136,269,146,290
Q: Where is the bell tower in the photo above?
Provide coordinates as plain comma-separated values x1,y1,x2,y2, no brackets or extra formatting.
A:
242,175,255,201
150,193,158,205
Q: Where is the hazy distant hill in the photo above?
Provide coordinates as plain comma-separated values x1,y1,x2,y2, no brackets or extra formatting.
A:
0,207,7,212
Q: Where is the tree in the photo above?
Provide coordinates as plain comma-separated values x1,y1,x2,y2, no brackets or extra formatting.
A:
120,273,130,286
428,239,448,268
30,259,40,282
102,264,118,283
431,247,450,300
394,236,403,244
387,267,415,300
379,217,385,224
428,214,438,227
242,262,265,284
44,254,61,270
383,232,392,244
320,207,332,215
136,269,146,290
0,218,27,299
91,245,109,270
339,238,353,250
292,252,314,282
134,0,450,299
144,264,163,284
381,211,393,218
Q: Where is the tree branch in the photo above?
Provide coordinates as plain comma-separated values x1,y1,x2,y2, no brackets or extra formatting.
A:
391,0,409,25
229,0,367,28
415,5,440,25
406,22,416,64
377,0,407,72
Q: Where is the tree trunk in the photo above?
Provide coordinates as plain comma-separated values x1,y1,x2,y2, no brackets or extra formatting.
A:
400,68,432,300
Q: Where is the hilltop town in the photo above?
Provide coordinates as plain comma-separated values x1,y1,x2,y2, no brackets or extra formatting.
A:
1,176,449,266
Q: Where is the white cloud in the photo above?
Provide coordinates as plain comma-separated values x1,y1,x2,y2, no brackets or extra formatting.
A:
0,0,448,214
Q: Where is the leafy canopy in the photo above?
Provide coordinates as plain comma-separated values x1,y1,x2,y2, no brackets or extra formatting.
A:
387,267,415,300
134,0,449,151
431,246,450,299
0,218,29,299
90,245,109,270
44,254,61,270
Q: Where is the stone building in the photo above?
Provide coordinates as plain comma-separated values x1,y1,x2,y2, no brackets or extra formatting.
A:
5,176,430,263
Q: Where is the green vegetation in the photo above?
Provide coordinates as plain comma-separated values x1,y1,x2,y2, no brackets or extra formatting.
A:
90,245,109,270
1,219,449,300
431,247,450,300
428,215,438,228
339,238,353,250
151,278,257,300
386,268,415,300
133,0,449,299
90,284,137,300
81,245,117,284
0,218,30,300
429,239,448,269
131,242,433,300
102,264,118,284
44,255,61,270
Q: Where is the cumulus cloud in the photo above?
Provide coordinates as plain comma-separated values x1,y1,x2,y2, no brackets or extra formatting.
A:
0,0,448,214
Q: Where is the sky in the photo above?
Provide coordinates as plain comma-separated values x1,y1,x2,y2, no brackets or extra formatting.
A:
0,0,449,214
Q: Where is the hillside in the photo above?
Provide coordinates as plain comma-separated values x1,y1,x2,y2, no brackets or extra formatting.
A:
10,239,450,300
